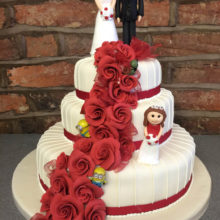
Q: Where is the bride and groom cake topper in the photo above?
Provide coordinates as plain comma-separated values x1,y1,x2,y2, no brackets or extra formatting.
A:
91,0,144,55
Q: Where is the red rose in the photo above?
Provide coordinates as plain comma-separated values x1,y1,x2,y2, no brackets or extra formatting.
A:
107,103,132,130
94,42,117,66
130,37,160,60
119,136,135,161
97,56,122,84
108,81,128,103
90,83,106,98
40,189,54,212
116,42,135,62
56,152,69,170
121,60,132,75
90,138,121,170
68,150,95,179
94,47,105,66
31,213,48,220
69,177,104,205
85,199,106,220
125,93,138,109
108,41,124,51
50,194,84,220
120,75,138,92
90,83,113,105
89,122,119,141
85,98,106,126
50,169,73,195
74,138,94,155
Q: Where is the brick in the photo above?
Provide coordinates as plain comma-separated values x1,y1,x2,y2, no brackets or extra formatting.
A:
172,90,220,111
175,115,220,134
152,32,220,56
18,115,60,133
160,62,171,84
26,35,58,58
0,94,29,114
0,38,20,60
0,115,60,133
138,0,170,27
178,1,220,25
27,90,68,111
115,0,170,28
171,61,220,83
0,121,13,133
64,34,92,56
0,68,7,87
0,8,5,28
15,0,96,27
7,62,74,88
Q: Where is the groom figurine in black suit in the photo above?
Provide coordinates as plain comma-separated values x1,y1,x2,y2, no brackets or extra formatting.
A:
115,0,144,45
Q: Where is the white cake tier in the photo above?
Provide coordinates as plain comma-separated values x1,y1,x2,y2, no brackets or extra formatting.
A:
74,56,162,93
36,122,195,208
61,89,174,142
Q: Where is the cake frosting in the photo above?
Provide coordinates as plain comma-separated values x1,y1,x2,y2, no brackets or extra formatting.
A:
35,38,196,219
37,122,195,208
74,57,162,93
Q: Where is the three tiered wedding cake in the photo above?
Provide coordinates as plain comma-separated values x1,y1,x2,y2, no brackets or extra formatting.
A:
35,39,195,219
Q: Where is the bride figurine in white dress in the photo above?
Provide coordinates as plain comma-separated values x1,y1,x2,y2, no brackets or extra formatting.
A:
90,0,118,55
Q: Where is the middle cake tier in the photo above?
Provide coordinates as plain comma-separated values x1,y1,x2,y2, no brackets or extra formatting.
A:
61,88,174,142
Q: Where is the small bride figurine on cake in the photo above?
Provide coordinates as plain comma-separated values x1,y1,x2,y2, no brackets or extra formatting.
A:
90,0,118,55
138,106,167,165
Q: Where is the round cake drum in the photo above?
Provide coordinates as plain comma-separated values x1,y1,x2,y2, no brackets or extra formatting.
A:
12,150,211,220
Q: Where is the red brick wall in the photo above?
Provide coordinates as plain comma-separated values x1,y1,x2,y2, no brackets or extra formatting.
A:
0,0,219,134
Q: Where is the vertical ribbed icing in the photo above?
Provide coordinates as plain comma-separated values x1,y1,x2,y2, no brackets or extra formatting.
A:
61,88,174,142
74,57,162,93
36,123,195,207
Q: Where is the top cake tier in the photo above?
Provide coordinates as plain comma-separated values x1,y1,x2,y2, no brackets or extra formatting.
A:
74,56,162,93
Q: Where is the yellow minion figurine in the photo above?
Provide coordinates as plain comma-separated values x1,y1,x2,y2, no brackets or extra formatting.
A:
90,167,107,187
76,119,90,138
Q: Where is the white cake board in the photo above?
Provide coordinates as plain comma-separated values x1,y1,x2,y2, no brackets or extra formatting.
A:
12,150,211,220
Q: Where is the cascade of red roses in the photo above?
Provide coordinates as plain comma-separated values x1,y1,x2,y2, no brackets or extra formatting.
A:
32,38,160,220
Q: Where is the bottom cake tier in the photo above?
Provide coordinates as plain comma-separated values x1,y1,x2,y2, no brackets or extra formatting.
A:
36,122,195,215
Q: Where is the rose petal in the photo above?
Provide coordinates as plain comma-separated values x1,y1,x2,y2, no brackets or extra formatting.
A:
50,169,73,195
85,199,106,220
68,150,95,179
89,122,119,141
74,138,94,154
50,194,84,220
91,138,121,171
69,177,104,205
85,98,107,126
107,103,132,130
